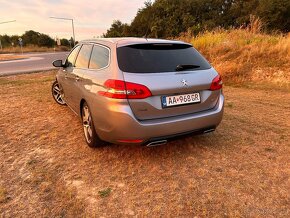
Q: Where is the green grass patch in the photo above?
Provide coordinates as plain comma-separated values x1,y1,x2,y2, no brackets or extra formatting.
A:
98,188,112,198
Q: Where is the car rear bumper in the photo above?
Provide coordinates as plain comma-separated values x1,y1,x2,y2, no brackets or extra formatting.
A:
93,94,224,145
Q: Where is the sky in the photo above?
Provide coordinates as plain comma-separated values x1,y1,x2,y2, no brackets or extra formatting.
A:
0,0,149,40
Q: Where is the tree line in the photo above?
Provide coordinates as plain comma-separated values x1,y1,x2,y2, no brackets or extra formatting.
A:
0,30,71,48
104,0,290,38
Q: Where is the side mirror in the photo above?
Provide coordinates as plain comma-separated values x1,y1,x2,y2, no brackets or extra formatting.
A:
52,59,64,68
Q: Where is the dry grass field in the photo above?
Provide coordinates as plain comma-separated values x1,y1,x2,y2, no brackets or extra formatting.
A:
0,71,289,217
178,20,290,88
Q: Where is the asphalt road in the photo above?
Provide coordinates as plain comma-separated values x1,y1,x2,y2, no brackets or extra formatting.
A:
0,52,68,76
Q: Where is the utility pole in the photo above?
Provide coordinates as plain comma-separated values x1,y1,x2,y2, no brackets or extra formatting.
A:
49,17,75,46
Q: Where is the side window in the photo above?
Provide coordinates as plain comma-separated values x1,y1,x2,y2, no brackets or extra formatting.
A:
66,45,80,67
75,44,93,68
89,45,110,70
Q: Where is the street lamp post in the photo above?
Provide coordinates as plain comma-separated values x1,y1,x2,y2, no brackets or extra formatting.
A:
0,20,16,25
0,20,16,50
50,17,75,46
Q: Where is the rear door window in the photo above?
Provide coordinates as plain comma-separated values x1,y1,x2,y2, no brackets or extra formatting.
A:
117,43,211,73
89,45,110,70
75,44,93,69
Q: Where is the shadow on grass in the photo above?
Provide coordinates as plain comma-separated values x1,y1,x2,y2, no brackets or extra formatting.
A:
90,131,222,161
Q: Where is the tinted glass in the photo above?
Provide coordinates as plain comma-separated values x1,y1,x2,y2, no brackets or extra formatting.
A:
89,45,110,69
66,45,80,67
75,44,93,68
117,44,211,73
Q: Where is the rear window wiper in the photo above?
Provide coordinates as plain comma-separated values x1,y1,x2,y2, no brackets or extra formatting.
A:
176,64,201,71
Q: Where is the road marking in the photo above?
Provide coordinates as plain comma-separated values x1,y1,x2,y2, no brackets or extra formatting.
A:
0,57,44,64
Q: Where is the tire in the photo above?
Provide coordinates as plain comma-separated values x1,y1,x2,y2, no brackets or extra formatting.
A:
81,102,106,147
52,81,66,105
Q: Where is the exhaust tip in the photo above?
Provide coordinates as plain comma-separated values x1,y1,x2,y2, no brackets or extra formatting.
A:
146,140,167,147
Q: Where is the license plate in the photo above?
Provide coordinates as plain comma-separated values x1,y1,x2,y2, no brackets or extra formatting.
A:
161,93,201,108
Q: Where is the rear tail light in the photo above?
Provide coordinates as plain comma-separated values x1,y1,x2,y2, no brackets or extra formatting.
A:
210,75,223,90
98,79,152,99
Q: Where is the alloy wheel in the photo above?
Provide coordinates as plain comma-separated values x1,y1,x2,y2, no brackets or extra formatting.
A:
82,105,93,143
52,82,66,105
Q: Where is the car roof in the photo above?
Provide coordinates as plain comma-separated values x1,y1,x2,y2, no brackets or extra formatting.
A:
80,37,191,47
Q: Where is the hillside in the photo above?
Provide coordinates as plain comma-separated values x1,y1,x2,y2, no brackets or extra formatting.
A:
178,28,290,88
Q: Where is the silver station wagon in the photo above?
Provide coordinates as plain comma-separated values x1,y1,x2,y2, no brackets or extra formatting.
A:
52,38,224,147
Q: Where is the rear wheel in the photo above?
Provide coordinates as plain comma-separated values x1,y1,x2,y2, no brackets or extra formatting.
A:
82,102,106,147
52,81,66,105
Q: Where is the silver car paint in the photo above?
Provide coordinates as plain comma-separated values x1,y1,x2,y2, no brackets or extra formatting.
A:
56,38,224,144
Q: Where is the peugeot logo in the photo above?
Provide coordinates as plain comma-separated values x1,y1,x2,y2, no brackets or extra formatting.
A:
181,79,188,87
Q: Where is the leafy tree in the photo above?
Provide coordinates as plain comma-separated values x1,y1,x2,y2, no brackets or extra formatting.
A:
38,34,54,47
103,20,130,37
10,35,19,46
104,0,289,38
0,35,11,47
60,38,70,47
1,31,70,48
257,0,290,32
22,30,40,45
21,30,54,47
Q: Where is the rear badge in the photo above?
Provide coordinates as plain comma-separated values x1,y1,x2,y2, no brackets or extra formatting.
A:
181,79,188,87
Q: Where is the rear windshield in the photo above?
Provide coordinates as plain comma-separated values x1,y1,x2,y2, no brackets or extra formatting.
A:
117,43,211,73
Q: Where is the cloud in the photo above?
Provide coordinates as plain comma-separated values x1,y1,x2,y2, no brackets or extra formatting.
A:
0,0,147,40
